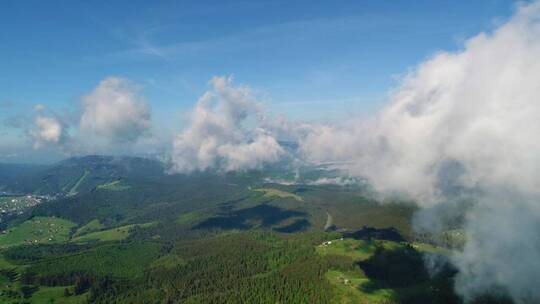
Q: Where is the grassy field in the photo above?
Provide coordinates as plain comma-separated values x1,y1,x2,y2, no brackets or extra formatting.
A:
71,222,155,243
317,238,449,304
318,238,377,260
150,254,186,269
0,252,87,303
0,217,76,248
0,284,89,304
318,239,399,303
317,238,402,260
96,180,131,191
26,286,88,304
326,269,397,304
411,242,451,255
177,211,204,225
254,188,303,201
0,237,154,303
72,219,104,237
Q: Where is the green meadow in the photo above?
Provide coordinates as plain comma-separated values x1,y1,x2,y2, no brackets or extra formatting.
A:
254,188,304,201
71,222,155,243
0,217,76,248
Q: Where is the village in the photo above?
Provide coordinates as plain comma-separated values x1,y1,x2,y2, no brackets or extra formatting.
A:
0,193,53,223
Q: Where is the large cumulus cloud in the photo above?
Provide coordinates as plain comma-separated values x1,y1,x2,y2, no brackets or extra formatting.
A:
80,77,151,143
299,1,540,302
170,76,284,172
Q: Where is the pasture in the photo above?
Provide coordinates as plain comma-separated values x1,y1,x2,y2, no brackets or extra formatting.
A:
0,217,76,248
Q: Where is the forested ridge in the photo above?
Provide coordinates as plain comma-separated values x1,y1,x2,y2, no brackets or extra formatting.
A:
0,157,513,303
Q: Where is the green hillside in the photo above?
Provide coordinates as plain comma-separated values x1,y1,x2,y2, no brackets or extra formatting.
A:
0,217,76,248
0,156,507,304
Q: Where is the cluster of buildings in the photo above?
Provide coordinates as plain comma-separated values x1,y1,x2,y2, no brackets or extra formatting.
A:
319,237,344,247
337,275,351,285
0,194,50,222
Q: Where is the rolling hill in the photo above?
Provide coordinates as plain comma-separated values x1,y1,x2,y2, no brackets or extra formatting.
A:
0,155,499,303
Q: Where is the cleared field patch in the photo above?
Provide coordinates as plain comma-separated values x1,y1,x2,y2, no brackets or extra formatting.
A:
0,217,76,248
26,286,88,304
0,277,88,303
254,188,303,202
67,170,90,196
71,222,155,243
150,254,186,270
317,238,401,261
73,219,105,237
318,238,449,304
326,270,397,304
411,242,451,255
96,180,131,191
177,211,203,225
317,238,447,262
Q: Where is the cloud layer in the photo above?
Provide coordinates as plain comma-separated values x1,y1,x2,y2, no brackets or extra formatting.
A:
170,76,284,172
299,2,540,302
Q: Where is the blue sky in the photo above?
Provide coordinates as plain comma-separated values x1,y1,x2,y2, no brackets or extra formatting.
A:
0,0,520,162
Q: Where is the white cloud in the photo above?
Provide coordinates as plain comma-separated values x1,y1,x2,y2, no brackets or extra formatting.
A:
80,77,151,143
170,76,284,172
29,105,68,149
30,115,64,148
33,104,46,111
263,176,358,186
299,1,540,301
305,177,357,186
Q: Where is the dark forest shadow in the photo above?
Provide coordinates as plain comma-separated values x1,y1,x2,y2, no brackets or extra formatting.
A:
273,219,311,233
193,204,307,231
345,226,405,242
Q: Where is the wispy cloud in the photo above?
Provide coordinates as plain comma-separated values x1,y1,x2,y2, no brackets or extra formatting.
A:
96,8,492,66
98,15,398,63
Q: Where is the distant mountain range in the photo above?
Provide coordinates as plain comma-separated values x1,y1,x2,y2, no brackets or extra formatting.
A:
0,155,165,195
